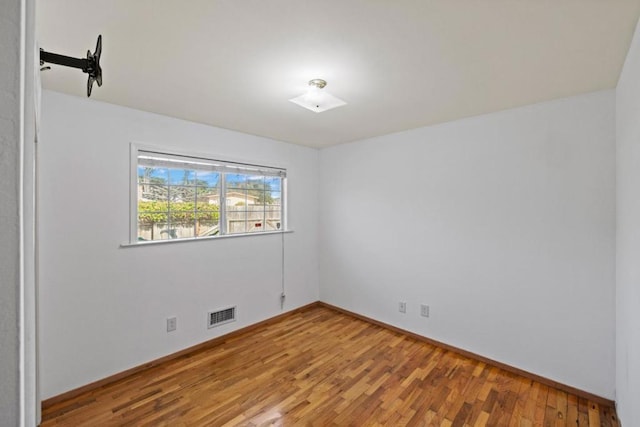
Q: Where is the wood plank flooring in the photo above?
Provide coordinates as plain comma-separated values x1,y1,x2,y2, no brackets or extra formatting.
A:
41,306,618,426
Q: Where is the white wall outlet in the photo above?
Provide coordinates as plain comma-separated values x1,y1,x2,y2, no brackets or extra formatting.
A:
399,302,407,313
167,316,177,332
420,304,429,317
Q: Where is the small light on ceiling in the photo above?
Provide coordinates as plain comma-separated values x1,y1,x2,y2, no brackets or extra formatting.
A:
289,79,346,113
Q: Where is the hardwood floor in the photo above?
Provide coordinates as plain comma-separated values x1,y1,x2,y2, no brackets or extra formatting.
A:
41,306,618,426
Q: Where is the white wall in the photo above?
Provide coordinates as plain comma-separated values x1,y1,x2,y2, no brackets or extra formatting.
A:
319,91,616,398
0,0,23,423
39,91,319,399
1,0,37,425
615,17,640,427
39,88,620,403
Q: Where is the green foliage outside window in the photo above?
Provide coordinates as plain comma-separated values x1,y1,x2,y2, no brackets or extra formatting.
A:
138,201,219,225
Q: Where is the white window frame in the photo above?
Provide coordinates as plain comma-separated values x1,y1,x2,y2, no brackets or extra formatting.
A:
130,143,288,244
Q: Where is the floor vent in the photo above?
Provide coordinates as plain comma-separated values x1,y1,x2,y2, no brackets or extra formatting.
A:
208,306,236,328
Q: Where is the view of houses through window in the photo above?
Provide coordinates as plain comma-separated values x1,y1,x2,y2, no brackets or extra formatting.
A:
135,149,285,242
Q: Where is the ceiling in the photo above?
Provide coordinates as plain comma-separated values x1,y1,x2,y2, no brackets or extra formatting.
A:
37,0,640,148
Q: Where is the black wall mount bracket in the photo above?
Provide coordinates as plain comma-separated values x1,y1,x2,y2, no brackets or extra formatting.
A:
40,35,103,97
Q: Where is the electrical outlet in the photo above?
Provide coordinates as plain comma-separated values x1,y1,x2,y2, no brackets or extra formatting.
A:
399,302,407,313
167,316,177,332
420,304,429,318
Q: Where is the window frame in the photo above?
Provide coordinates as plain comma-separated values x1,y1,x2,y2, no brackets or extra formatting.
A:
130,143,288,244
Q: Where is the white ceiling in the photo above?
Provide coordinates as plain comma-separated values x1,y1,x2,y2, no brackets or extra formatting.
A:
38,0,640,148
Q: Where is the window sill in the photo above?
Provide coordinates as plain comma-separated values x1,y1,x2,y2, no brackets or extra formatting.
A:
120,229,294,248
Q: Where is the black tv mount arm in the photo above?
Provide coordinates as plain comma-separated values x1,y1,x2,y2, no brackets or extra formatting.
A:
40,35,103,97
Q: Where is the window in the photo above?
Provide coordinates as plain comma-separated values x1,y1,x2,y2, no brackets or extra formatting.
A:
132,147,286,242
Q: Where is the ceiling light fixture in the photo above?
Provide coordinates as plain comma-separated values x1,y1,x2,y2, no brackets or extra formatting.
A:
289,79,346,113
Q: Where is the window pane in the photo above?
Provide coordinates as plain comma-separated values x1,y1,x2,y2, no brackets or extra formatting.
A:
265,210,281,225
168,208,192,223
267,191,281,207
226,189,249,207
196,217,220,237
134,150,285,243
168,168,196,185
137,212,169,241
196,207,220,237
137,223,153,241
196,209,219,223
247,205,266,233
228,219,247,234
246,206,264,222
169,186,196,204
226,173,248,189
196,171,220,188
138,215,170,241
264,177,281,192
226,207,246,221
137,166,146,183
226,208,251,234
264,218,282,231
169,214,195,239
261,190,273,206
138,166,168,185
247,176,265,207
244,190,264,207
247,190,263,206
246,191,260,206
247,175,265,190
139,185,169,203
138,211,169,224
153,223,176,240
196,202,220,214
247,218,265,232
265,207,281,215
197,187,219,206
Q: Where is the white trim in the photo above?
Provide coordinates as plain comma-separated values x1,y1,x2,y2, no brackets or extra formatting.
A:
19,0,28,423
220,171,227,235
138,150,285,177
120,229,294,248
282,177,288,231
130,141,290,172
129,144,139,244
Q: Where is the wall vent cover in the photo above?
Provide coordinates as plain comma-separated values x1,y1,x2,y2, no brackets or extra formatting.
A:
208,306,236,328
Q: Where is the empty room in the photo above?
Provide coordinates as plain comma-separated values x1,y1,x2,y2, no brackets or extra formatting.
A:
3,0,640,426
